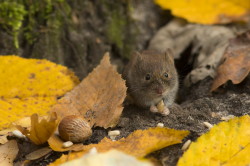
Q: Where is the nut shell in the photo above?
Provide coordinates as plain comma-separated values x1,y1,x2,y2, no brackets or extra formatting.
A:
58,115,92,143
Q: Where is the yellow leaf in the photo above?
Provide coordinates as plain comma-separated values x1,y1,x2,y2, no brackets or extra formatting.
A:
0,117,31,135
50,127,189,165
223,143,250,166
0,116,31,145
17,113,58,145
60,150,153,166
178,115,250,166
50,53,127,128
0,55,79,98
155,0,250,24
48,134,84,152
0,55,79,130
0,97,57,130
0,140,19,166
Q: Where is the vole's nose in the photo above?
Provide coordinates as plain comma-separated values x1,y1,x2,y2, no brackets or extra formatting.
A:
155,88,164,95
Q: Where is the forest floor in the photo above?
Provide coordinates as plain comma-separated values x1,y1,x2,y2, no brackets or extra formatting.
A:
23,74,250,166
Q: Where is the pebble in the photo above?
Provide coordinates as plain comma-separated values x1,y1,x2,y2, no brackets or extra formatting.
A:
62,141,73,148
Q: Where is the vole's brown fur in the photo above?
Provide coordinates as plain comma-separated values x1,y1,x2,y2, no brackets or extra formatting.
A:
123,50,178,113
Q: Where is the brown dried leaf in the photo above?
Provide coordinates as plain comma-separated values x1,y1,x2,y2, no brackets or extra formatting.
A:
50,53,127,128
211,30,250,91
48,134,84,152
25,147,52,160
0,140,19,166
0,135,8,145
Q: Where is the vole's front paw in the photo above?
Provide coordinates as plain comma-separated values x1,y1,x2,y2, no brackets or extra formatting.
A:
150,100,170,116
160,106,170,116
157,100,170,116
150,105,158,113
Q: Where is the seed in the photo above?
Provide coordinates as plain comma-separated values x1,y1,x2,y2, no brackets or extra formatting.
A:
62,141,73,148
108,130,120,136
203,122,213,129
181,140,192,151
157,123,164,128
12,130,26,139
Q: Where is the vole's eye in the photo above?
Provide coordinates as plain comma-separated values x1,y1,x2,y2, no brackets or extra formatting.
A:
145,74,151,80
164,73,169,78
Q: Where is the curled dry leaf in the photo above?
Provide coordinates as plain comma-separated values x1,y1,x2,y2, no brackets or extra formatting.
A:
49,127,189,165
0,140,19,166
16,113,58,145
211,30,250,91
155,0,250,24
178,115,250,166
50,53,127,128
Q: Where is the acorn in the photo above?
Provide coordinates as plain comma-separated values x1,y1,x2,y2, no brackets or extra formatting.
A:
58,115,92,143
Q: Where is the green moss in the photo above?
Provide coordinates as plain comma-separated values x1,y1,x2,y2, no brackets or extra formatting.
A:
104,0,137,59
23,0,71,44
0,2,26,48
0,0,71,48
107,11,126,52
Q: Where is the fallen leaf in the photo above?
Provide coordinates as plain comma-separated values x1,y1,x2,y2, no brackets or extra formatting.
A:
60,150,153,166
48,134,84,152
0,117,31,135
0,56,79,130
178,115,250,166
0,97,57,131
155,0,250,24
0,117,31,145
0,55,79,98
25,147,52,160
223,143,250,166
17,113,58,145
0,135,8,145
50,53,127,128
211,30,250,91
50,127,189,165
0,140,19,166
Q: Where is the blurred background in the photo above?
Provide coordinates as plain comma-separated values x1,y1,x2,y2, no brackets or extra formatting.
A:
0,0,249,79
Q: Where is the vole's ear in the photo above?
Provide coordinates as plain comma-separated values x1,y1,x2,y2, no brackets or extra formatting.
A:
164,48,174,62
132,51,143,62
